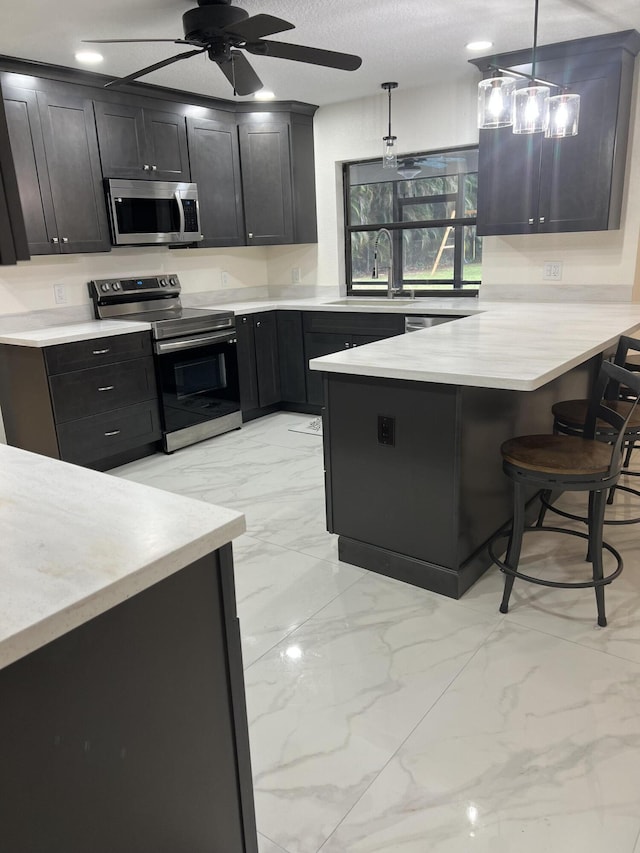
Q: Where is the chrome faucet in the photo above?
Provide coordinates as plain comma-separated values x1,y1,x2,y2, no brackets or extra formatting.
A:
372,227,402,299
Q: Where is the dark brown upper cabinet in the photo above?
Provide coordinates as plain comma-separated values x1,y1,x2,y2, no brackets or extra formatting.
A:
470,30,640,235
237,110,317,246
186,111,244,248
0,89,29,264
3,83,110,255
94,101,190,181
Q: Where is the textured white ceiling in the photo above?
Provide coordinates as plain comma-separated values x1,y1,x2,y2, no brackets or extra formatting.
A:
1,0,639,106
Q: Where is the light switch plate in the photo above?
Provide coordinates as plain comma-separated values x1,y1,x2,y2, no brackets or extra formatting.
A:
53,283,67,304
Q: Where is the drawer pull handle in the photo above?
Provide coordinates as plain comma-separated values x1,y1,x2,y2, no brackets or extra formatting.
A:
98,385,115,392
104,429,121,437
92,348,110,355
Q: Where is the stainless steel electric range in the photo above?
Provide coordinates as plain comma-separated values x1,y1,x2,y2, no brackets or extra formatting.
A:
88,275,241,452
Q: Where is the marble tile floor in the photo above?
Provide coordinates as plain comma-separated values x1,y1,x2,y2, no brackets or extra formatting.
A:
113,413,640,853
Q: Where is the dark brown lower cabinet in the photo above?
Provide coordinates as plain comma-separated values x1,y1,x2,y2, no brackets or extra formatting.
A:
0,546,258,853
237,311,281,418
0,331,161,470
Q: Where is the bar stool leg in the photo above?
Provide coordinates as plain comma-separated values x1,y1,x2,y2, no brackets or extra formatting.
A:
500,480,525,614
536,489,551,527
589,488,608,627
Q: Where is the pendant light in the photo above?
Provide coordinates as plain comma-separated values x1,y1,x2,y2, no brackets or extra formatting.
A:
477,0,579,138
381,82,398,168
512,0,549,133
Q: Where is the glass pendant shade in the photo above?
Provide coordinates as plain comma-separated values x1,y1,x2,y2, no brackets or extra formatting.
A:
478,76,516,128
383,135,398,168
545,93,580,138
512,85,550,134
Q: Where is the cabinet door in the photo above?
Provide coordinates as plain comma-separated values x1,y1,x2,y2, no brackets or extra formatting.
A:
36,91,110,254
236,315,259,413
3,86,58,255
537,61,621,232
187,114,244,247
304,332,351,406
253,312,281,408
476,123,543,236
277,311,306,404
144,108,190,181
238,120,294,245
94,101,148,179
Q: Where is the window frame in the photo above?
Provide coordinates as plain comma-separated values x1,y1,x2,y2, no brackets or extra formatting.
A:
343,144,480,297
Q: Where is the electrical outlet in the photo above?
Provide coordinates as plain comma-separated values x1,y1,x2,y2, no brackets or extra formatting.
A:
220,270,231,288
53,283,67,304
291,266,301,284
543,261,563,281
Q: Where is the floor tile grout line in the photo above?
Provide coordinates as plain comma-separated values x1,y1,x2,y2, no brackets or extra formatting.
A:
501,610,640,667
258,830,292,853
240,565,368,672
315,619,505,853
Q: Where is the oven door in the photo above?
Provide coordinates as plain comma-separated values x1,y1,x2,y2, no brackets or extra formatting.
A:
154,329,241,451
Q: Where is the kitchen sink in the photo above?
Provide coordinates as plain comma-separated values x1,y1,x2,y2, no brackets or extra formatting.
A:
326,298,417,306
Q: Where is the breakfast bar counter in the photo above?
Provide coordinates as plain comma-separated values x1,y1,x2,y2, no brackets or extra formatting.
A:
0,444,257,853
310,301,640,598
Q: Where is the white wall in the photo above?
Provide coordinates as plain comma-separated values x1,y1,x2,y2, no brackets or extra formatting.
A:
0,245,271,317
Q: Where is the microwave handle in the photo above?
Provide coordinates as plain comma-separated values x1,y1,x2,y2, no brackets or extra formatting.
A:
175,190,186,240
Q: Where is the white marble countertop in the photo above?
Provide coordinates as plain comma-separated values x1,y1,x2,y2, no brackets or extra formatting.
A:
0,319,152,347
196,295,482,317
310,302,640,391
0,444,245,670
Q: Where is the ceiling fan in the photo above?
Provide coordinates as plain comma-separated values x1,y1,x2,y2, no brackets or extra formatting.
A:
84,0,363,96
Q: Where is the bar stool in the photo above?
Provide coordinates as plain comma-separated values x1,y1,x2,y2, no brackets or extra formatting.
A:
489,360,640,627
550,336,640,525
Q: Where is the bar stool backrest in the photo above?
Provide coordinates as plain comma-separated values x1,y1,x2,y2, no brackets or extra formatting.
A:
585,361,640,477
607,335,640,402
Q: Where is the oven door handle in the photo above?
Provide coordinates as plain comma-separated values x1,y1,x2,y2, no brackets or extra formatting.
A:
154,330,236,354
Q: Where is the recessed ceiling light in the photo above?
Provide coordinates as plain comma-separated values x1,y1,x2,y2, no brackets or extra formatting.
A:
254,90,275,101
74,50,104,65
465,40,493,51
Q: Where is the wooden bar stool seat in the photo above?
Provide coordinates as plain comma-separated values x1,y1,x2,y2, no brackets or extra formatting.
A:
489,360,640,628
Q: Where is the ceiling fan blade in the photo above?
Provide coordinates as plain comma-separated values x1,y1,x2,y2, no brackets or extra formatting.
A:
246,40,362,71
83,39,194,44
103,48,207,89
216,51,263,97
223,14,295,42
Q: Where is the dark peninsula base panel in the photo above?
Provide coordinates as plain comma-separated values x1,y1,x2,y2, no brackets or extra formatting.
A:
0,547,257,853
324,357,601,598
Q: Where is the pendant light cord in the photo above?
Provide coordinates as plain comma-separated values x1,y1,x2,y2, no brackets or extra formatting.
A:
387,86,392,138
531,0,539,83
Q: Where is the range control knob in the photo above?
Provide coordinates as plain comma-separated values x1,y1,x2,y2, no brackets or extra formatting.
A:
160,279,168,287
100,283,110,292
112,282,121,291
169,276,178,287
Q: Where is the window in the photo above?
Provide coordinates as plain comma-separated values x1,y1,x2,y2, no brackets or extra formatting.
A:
344,146,481,295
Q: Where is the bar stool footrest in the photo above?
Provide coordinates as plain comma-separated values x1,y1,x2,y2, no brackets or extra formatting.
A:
488,525,623,589
540,484,640,526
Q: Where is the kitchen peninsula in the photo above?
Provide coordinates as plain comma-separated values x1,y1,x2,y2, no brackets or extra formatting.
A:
310,301,640,598
0,444,257,853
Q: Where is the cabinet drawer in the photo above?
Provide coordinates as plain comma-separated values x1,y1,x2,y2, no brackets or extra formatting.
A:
57,400,162,465
49,357,157,423
44,332,152,374
303,312,405,337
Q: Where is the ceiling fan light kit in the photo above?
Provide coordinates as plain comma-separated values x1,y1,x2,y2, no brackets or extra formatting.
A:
85,0,362,97
477,0,580,137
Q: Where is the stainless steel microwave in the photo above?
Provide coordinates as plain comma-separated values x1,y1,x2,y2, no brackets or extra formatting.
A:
105,179,203,246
